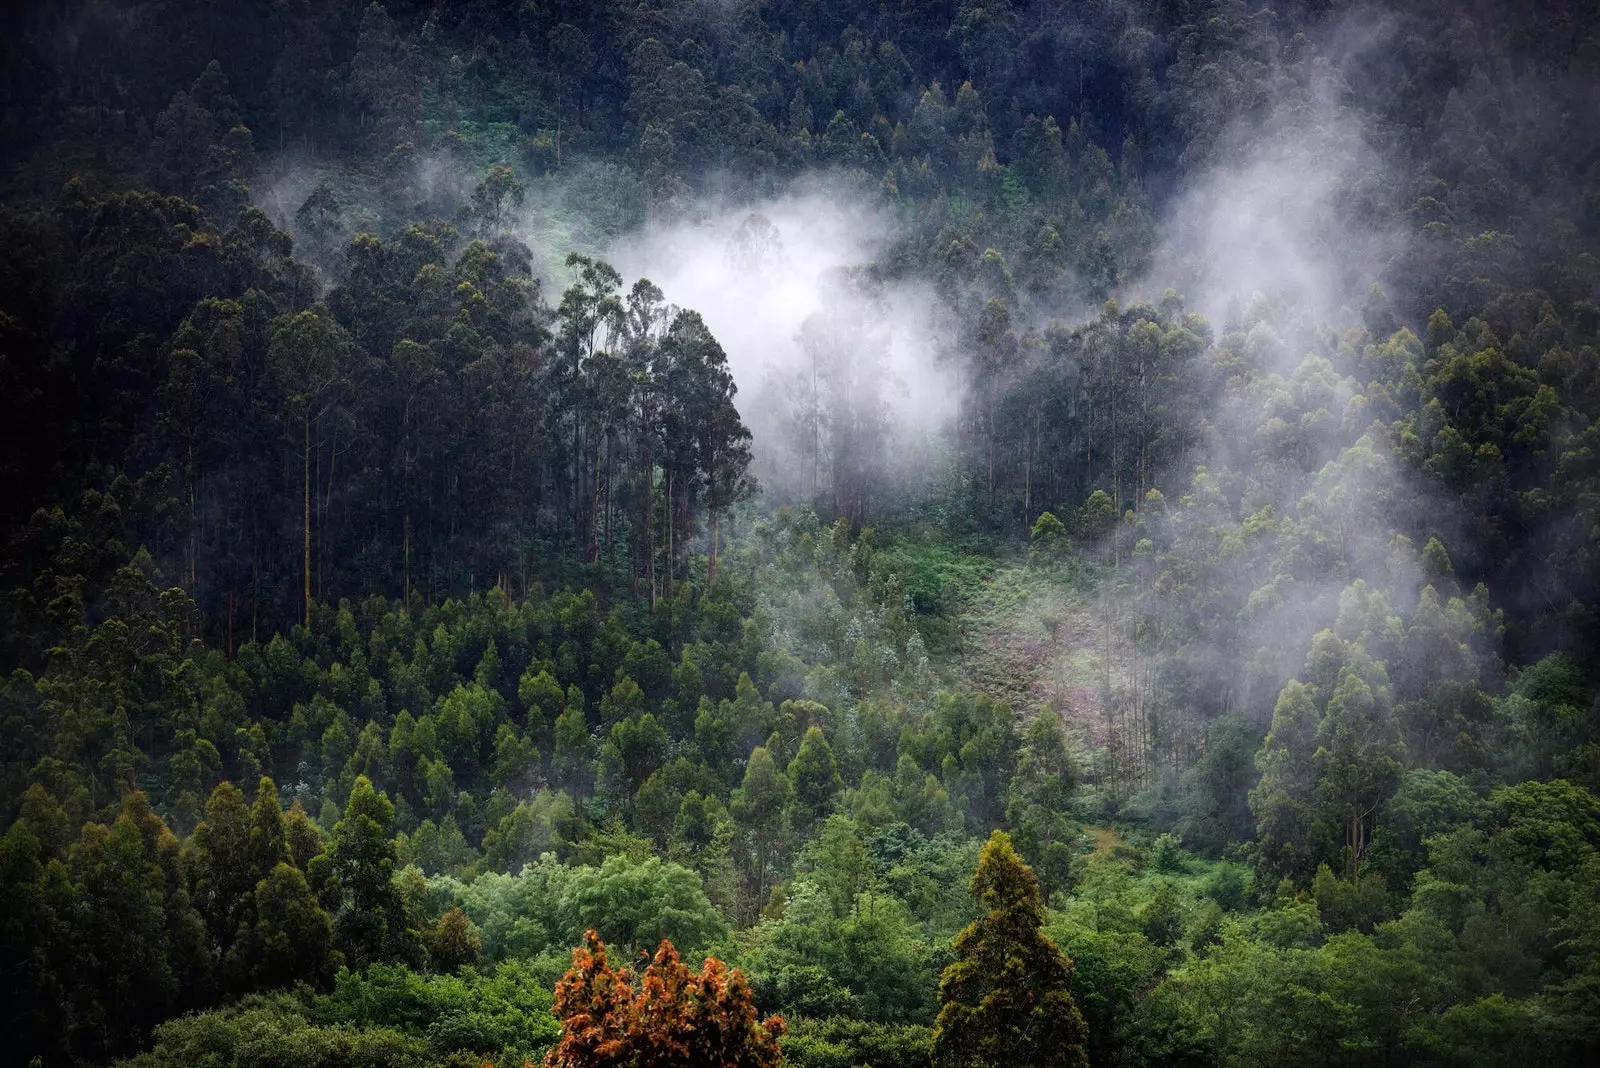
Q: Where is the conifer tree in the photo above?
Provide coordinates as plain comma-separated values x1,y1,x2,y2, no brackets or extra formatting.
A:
326,775,423,969
788,725,843,824
932,830,1088,1068
192,781,255,951
544,930,784,1068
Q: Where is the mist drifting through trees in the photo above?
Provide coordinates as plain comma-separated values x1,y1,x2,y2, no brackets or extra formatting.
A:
2,1,1600,1066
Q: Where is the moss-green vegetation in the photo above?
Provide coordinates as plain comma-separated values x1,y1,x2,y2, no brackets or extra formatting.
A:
5,1,1600,1065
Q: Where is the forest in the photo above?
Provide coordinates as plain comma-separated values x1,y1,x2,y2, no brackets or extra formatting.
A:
2,0,1599,1065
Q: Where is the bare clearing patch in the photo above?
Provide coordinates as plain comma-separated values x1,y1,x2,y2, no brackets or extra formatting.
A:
947,561,1136,747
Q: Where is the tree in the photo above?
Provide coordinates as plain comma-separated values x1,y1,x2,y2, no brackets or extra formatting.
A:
744,875,936,1024
607,712,669,790
193,781,256,952
348,1,420,151
326,775,422,969
63,792,211,1060
788,725,843,824
1315,663,1404,880
1029,511,1069,563
1006,712,1080,898
544,931,785,1068
556,855,728,957
247,777,290,879
732,746,792,918
294,182,345,267
931,830,1088,1068
658,310,753,584
266,307,355,629
430,906,482,973
521,666,567,739
240,862,337,990
284,800,324,871
469,164,526,238
547,23,595,164
1250,680,1324,889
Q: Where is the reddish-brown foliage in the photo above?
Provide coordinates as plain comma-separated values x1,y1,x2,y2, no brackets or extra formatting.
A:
542,930,786,1068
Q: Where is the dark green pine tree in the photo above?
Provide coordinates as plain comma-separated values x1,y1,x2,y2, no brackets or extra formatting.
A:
324,775,424,970
932,830,1088,1068
788,725,842,824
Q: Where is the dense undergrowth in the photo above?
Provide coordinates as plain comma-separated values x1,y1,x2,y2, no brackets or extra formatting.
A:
5,1,1600,1065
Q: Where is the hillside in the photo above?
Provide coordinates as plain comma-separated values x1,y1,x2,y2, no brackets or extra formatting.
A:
4,2,1600,1066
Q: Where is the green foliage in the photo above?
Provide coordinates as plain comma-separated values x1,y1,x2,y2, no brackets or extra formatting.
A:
241,861,338,990
744,877,936,1023
933,830,1088,1068
433,852,725,962
789,725,843,823
1006,711,1082,897
1029,511,1069,564
5,3,1600,1064
781,1017,934,1068
328,776,425,970
317,960,559,1058
118,995,434,1068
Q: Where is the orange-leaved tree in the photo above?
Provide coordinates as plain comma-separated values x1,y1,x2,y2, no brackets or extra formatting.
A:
544,929,786,1068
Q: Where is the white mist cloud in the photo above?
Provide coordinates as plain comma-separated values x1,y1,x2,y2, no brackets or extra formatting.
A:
1141,45,1403,335
604,184,960,494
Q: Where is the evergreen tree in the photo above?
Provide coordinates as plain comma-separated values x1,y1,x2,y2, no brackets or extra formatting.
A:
788,725,843,824
246,776,289,880
1315,664,1405,880
732,745,792,919
544,931,785,1068
1006,712,1080,898
429,906,482,973
192,781,256,952
1251,680,1324,889
237,862,336,990
326,775,422,969
932,830,1088,1068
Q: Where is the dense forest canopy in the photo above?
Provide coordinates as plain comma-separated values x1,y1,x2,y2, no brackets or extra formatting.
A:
2,1,1600,1065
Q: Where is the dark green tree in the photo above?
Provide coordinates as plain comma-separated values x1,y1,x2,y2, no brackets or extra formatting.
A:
326,775,422,970
237,862,337,990
788,725,843,824
931,830,1088,1068
733,745,792,919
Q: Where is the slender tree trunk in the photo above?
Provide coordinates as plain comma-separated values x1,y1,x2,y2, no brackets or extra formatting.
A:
708,510,719,585
646,448,656,612
303,412,312,630
812,355,821,498
1023,452,1032,533
666,466,674,601
251,524,259,645
573,417,582,558
323,420,337,600
986,380,995,502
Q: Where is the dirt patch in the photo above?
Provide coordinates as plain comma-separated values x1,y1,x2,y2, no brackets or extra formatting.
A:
946,562,1134,745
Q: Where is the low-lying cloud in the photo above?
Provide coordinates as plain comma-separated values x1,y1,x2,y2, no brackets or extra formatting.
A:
605,184,960,500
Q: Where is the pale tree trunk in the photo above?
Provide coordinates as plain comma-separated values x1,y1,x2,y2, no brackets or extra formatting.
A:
646,450,656,612
592,438,602,565
666,466,674,601
708,510,719,585
303,413,311,630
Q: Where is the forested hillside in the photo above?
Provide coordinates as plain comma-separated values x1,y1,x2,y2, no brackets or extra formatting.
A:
3,1,1600,1066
